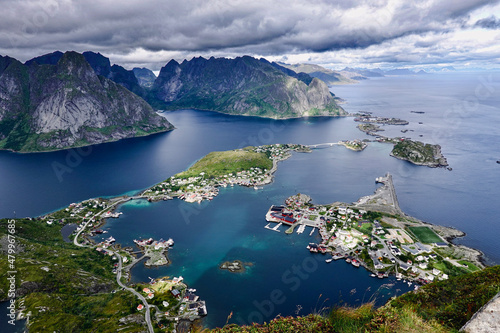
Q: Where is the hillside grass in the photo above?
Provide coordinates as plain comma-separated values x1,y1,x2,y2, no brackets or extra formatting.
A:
206,265,500,333
176,149,273,179
0,218,146,332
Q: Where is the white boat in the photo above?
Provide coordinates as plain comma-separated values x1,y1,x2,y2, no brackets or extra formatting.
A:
325,258,333,263
370,273,376,277
167,238,174,246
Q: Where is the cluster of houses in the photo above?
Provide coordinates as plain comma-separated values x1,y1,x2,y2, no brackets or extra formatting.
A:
266,195,454,283
144,144,309,205
137,278,207,320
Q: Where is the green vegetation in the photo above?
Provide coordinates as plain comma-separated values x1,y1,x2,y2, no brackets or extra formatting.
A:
176,149,273,179
151,56,346,119
0,218,145,332
207,265,500,333
408,226,443,244
391,140,447,167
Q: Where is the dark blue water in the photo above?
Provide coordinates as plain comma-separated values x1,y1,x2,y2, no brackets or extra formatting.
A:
2,72,500,329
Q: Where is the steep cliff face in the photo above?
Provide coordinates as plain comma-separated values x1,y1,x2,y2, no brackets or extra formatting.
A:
151,56,345,118
0,51,173,152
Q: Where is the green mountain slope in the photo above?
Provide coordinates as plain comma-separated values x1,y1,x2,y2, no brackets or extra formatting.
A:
150,56,345,118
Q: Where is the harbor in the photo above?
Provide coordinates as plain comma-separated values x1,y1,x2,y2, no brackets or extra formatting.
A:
263,174,484,285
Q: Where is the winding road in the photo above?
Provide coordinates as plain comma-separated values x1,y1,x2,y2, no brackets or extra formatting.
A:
72,198,154,333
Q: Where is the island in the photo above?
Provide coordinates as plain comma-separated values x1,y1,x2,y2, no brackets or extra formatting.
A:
390,140,449,168
338,139,368,151
219,260,253,273
354,111,449,168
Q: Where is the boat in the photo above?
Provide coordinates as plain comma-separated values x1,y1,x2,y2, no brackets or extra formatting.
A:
370,273,376,278
325,258,333,263
167,238,174,247
345,257,352,263
254,186,259,190
351,259,360,267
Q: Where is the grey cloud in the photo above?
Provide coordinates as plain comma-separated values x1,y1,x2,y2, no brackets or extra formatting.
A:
475,15,500,29
0,0,498,68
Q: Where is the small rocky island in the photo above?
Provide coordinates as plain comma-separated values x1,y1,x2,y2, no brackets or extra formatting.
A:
219,260,252,273
391,140,448,168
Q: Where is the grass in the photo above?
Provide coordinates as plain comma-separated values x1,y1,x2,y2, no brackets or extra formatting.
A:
207,265,500,333
458,260,480,272
0,218,146,332
176,149,273,179
408,226,443,244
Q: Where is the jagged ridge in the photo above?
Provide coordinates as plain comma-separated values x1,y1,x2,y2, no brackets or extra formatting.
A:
150,56,345,118
0,51,173,152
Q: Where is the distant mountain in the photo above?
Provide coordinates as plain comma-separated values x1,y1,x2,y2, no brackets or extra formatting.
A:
266,61,313,85
133,67,157,88
278,63,356,85
384,68,417,75
0,51,173,152
150,56,345,118
341,67,384,78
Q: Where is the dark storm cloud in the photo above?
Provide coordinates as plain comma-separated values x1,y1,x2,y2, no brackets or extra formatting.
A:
0,0,498,66
474,15,500,29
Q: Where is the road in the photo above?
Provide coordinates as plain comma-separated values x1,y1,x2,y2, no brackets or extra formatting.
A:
72,197,154,333
114,251,154,333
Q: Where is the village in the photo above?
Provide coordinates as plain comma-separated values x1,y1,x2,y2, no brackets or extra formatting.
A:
264,177,483,287
135,277,207,330
141,144,310,203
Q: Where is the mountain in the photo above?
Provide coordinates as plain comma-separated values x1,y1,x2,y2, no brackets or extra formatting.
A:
133,67,157,88
150,56,345,118
341,67,385,78
25,51,147,98
266,61,314,85
278,62,356,85
384,68,417,75
0,51,173,152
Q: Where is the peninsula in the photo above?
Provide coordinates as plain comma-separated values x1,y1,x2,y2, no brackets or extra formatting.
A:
264,173,483,284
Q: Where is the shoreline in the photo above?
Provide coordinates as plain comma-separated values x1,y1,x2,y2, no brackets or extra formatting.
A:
159,107,348,120
0,126,175,154
265,173,486,284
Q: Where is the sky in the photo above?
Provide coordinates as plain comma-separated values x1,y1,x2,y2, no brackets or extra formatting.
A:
1,0,500,71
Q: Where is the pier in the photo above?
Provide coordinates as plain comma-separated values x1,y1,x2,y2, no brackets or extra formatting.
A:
265,222,282,232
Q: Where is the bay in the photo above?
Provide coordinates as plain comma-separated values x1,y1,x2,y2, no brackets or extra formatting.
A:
1,71,500,329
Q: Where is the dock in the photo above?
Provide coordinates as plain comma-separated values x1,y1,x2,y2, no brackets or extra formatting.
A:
309,227,316,236
265,222,282,232
296,224,306,234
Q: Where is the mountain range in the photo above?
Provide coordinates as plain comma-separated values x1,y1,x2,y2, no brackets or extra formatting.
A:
150,56,344,118
0,51,347,152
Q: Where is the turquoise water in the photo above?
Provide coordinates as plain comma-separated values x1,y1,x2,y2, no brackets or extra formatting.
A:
94,174,412,327
2,72,500,330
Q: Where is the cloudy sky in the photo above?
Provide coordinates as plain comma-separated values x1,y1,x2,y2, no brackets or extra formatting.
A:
1,0,500,70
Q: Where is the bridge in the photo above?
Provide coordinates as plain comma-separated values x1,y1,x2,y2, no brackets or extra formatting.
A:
307,142,340,149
